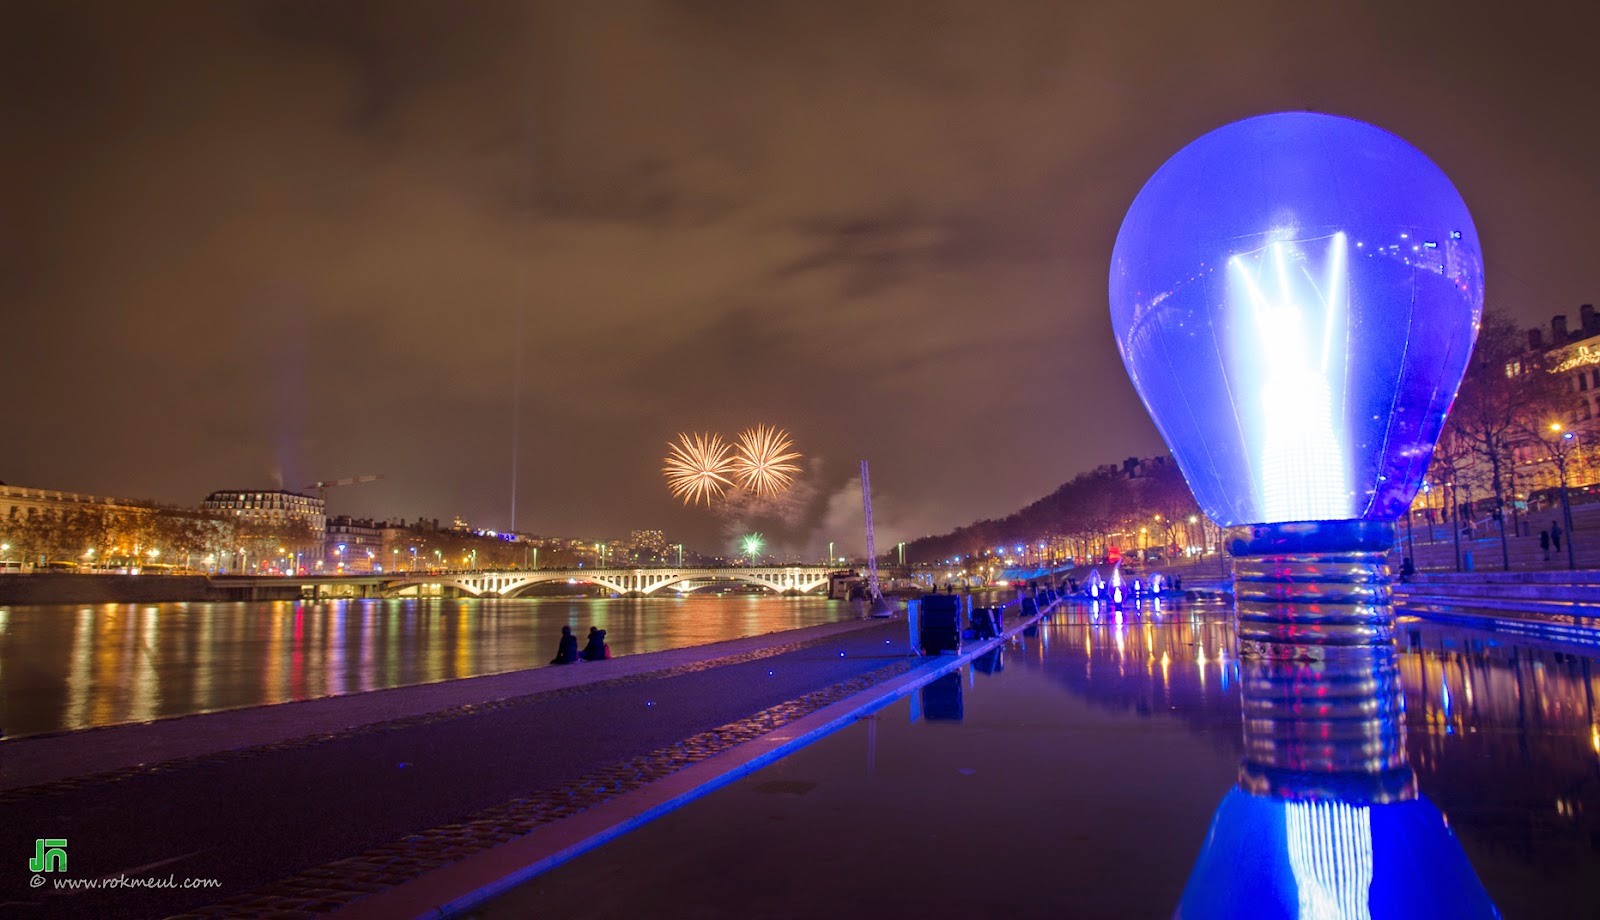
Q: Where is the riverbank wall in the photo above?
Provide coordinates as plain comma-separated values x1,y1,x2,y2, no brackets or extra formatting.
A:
0,573,301,605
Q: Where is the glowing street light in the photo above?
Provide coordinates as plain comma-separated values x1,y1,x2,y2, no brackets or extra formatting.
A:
1110,112,1482,658
1542,421,1581,569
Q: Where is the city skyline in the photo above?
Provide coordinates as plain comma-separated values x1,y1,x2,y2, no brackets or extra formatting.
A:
5,1,1599,554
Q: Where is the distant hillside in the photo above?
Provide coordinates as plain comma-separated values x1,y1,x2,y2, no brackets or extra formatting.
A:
904,455,1200,563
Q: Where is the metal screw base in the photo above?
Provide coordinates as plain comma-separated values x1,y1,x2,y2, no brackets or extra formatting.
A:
1227,521,1398,660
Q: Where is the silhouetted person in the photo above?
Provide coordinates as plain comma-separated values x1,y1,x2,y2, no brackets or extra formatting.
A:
1551,521,1563,553
550,625,578,665
581,627,608,661
1400,557,1416,583
1541,529,1551,561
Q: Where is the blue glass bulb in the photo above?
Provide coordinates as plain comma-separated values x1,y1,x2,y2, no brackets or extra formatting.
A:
1110,113,1483,527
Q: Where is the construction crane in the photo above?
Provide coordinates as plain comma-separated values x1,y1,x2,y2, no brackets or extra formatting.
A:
304,474,384,503
860,460,892,617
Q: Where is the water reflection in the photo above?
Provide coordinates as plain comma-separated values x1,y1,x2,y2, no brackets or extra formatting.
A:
0,595,848,738
916,671,965,722
1178,645,1498,918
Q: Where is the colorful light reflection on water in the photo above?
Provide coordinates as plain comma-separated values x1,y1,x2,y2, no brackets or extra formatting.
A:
0,595,850,738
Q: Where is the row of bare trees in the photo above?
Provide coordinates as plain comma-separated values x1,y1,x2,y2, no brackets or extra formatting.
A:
1426,309,1593,570
0,505,319,571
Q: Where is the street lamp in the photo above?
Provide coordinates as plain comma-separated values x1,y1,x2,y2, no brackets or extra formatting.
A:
1545,421,1579,570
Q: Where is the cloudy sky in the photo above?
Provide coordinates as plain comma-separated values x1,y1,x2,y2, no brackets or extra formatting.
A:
3,0,1597,556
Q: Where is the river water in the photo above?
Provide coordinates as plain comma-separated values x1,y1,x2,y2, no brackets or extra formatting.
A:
0,595,852,739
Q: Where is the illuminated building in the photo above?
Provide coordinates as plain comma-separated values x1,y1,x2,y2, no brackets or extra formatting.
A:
325,516,382,572
201,490,326,545
1,482,153,527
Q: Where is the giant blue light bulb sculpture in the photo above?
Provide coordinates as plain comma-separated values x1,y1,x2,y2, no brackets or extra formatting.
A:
1110,113,1483,658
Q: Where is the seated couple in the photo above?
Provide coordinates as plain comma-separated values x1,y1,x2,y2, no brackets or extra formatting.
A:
551,626,611,664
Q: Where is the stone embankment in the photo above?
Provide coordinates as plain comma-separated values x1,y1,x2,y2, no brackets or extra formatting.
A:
0,573,238,605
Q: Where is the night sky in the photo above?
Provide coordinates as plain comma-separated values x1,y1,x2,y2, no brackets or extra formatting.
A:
4,1,1598,556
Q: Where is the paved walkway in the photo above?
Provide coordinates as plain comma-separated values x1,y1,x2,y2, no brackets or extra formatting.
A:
1,617,936,919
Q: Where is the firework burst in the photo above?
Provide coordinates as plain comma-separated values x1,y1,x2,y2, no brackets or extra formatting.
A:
663,432,736,506
741,533,764,559
732,425,802,496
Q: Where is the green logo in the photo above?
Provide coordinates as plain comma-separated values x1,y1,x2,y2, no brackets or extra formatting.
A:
30,839,67,873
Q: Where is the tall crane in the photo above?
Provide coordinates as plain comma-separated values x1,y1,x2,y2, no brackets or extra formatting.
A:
860,460,891,616
304,474,384,503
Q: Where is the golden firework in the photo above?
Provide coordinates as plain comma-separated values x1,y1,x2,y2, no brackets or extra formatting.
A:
663,432,736,506
732,425,802,496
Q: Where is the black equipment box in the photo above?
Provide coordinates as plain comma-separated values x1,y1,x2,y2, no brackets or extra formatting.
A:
920,595,963,654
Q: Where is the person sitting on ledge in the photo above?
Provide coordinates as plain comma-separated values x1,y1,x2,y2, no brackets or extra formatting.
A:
550,625,579,665
581,627,609,661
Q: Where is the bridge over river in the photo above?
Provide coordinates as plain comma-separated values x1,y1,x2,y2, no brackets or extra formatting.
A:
212,565,846,600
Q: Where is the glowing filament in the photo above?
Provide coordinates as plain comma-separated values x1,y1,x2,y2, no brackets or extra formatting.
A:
1229,233,1350,522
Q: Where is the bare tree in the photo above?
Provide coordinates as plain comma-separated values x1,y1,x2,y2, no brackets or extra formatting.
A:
1447,310,1546,570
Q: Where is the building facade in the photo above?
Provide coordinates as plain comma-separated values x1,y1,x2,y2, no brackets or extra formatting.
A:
325,516,383,572
1512,307,1600,496
1,483,150,527
201,490,327,545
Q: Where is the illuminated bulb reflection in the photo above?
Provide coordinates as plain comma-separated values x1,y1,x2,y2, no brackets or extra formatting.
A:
1286,800,1373,920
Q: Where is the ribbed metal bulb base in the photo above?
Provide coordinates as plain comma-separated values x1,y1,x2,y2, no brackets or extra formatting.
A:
1227,521,1397,661
1236,649,1415,804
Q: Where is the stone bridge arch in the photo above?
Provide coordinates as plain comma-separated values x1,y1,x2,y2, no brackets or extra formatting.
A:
377,566,832,598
